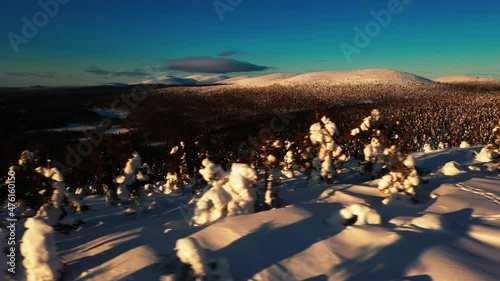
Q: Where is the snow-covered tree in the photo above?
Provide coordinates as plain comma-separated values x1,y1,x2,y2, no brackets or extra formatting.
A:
377,148,420,204
168,142,190,191
281,140,295,179
475,119,500,163
309,116,346,184
115,152,152,216
351,109,399,178
21,217,63,281
35,161,83,213
191,160,256,226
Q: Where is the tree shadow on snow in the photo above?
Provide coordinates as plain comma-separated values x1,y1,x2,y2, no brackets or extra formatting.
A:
212,203,346,279
330,208,497,281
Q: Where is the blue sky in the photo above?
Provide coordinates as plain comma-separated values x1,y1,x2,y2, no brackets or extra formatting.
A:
0,0,499,86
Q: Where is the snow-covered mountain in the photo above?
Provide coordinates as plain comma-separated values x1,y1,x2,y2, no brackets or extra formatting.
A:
140,76,197,86
186,75,229,85
220,69,437,87
434,75,500,84
218,73,299,86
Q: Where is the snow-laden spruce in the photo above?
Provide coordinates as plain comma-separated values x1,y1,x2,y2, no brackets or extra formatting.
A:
115,151,153,215
309,116,346,184
281,140,295,179
116,151,142,200
351,109,388,177
21,217,63,281
377,147,420,204
35,163,83,212
191,160,257,226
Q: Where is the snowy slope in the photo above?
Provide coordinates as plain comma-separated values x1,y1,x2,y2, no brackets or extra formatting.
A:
220,69,436,87
434,75,500,84
3,147,499,281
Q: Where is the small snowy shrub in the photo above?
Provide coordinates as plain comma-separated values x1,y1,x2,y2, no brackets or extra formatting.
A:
460,141,471,148
21,217,62,281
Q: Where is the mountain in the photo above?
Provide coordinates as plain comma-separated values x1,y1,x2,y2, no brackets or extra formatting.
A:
141,76,197,86
218,73,299,86
434,75,500,84
186,75,230,85
219,69,436,87
103,82,129,87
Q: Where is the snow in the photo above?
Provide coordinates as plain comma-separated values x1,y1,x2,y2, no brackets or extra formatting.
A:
5,147,498,281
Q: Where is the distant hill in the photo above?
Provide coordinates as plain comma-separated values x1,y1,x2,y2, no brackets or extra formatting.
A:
140,76,197,86
186,75,229,85
219,69,437,87
434,75,500,84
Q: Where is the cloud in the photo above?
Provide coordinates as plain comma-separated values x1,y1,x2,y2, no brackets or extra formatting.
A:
5,72,56,78
167,57,273,73
85,67,149,77
85,67,111,76
113,69,149,77
218,50,243,57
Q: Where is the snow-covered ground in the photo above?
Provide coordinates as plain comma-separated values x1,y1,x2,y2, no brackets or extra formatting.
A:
3,147,499,280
